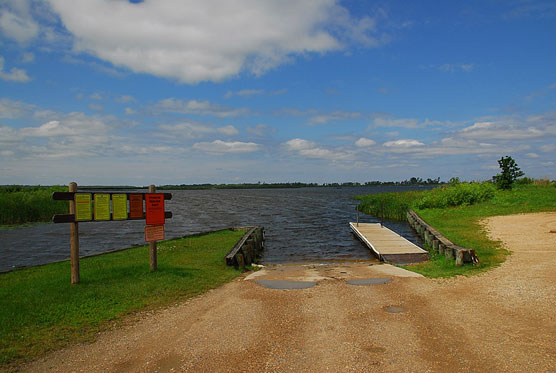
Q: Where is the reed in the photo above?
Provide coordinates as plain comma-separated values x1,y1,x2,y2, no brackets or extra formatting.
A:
0,186,67,225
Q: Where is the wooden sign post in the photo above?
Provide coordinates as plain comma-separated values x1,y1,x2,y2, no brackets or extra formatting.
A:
69,182,79,284
52,183,172,284
148,184,157,271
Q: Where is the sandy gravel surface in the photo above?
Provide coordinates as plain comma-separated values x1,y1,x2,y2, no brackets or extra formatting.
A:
24,213,556,372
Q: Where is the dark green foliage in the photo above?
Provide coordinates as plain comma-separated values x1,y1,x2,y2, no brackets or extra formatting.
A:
492,156,524,190
355,182,496,220
415,182,495,209
0,186,67,225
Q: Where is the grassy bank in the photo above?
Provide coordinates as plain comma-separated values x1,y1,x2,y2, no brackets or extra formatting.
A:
0,186,67,225
0,229,246,369
356,183,556,277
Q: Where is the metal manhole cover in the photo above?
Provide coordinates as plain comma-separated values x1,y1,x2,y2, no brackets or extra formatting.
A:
255,280,317,289
346,278,392,286
385,306,406,313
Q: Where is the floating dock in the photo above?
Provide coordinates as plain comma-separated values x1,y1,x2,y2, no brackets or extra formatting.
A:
350,222,429,264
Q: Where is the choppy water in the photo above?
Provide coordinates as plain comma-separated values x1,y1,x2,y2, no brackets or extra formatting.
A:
0,186,426,271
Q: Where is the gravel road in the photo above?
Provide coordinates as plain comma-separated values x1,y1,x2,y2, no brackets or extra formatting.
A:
24,212,556,372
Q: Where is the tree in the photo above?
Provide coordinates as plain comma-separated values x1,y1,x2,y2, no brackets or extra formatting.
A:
493,156,524,190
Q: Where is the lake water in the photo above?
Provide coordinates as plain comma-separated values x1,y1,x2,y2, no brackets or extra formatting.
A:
0,186,426,272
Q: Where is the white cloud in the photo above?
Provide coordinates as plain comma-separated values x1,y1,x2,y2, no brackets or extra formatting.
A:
22,52,35,63
459,119,549,140
383,139,424,148
0,56,31,82
525,152,539,159
124,107,136,115
439,63,474,72
308,110,361,125
154,98,249,118
541,161,555,167
0,4,39,44
89,103,102,111
46,0,386,83
0,98,34,118
284,138,316,151
159,121,238,139
224,89,264,99
373,116,443,129
89,92,102,100
159,122,216,140
116,95,136,104
355,137,376,147
217,125,239,136
193,140,261,154
540,144,556,152
246,124,276,137
284,138,354,161
224,88,287,99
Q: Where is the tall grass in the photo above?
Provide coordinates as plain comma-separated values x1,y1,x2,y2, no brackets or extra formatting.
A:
355,182,497,220
354,190,426,220
0,186,67,225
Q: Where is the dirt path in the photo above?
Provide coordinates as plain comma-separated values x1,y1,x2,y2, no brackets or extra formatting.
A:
25,213,556,372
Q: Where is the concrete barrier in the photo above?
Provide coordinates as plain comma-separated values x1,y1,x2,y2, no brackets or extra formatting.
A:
406,210,479,266
225,226,265,268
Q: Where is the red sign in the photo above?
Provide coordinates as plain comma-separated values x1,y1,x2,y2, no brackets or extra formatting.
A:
145,193,165,225
129,194,143,219
145,225,164,242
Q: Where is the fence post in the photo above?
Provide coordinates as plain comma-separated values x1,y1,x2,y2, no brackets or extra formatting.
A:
380,201,384,227
356,205,359,227
149,184,157,271
69,181,79,284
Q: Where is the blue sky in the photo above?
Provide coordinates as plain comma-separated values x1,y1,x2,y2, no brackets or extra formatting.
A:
0,0,555,185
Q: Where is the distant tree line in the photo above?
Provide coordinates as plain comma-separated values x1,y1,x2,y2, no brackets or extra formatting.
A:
157,177,443,190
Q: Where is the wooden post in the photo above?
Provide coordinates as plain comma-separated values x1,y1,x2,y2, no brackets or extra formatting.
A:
69,182,79,284
356,205,359,227
455,250,464,266
149,184,157,271
380,201,384,227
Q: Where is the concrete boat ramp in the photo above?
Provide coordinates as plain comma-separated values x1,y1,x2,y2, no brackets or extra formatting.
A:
350,222,429,264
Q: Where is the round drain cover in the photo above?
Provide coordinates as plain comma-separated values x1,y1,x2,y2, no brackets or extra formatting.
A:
385,306,405,313
346,278,392,286
255,280,317,289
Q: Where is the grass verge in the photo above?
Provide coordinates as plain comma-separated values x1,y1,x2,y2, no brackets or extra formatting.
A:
356,184,556,278
0,228,246,370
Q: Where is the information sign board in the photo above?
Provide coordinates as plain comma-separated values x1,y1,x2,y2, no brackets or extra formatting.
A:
75,193,92,221
94,194,110,221
112,194,127,220
129,194,143,219
145,194,165,225
145,224,165,242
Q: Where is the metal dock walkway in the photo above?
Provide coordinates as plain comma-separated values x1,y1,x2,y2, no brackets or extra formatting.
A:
350,222,429,264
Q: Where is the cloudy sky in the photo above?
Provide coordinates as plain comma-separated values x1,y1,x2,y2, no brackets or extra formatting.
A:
0,0,555,185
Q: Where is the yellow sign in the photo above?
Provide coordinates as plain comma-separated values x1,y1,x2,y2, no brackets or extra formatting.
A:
112,194,127,220
75,194,92,221
94,194,110,221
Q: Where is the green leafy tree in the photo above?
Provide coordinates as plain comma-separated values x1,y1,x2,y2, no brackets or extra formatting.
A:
493,156,524,190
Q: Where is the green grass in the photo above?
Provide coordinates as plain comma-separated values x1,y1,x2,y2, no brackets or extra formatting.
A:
356,184,556,277
0,186,67,225
0,229,246,370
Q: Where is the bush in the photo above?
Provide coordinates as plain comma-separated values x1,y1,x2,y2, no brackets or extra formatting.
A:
415,182,496,209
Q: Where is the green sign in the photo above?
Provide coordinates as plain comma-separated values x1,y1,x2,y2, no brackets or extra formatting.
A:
112,194,127,220
94,194,110,221
75,194,92,221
